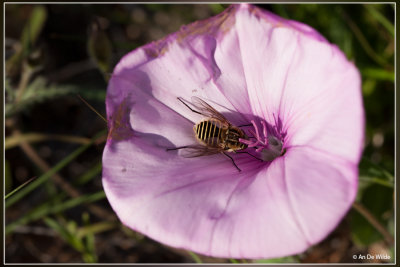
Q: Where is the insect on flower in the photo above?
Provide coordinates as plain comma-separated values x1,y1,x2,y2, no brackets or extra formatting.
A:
167,97,261,172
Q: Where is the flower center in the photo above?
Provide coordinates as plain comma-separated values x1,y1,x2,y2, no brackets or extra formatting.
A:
239,119,285,162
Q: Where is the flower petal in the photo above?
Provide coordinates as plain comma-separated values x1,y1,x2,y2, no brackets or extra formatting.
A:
109,6,255,126
103,134,312,258
283,146,358,244
233,5,364,163
233,5,327,121
103,4,365,260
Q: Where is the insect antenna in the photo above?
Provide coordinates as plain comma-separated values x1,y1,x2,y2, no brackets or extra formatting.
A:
77,94,107,124
177,97,203,115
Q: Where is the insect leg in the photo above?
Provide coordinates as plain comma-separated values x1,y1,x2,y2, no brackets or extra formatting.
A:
222,152,241,172
177,97,203,115
166,146,189,151
235,151,263,161
238,123,253,127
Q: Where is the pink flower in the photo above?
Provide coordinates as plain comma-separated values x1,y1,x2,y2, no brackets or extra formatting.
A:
102,4,364,259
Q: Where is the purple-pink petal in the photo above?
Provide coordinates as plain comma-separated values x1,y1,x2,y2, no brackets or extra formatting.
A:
102,4,364,259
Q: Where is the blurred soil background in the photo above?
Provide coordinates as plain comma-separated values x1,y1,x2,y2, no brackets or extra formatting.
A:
4,3,395,263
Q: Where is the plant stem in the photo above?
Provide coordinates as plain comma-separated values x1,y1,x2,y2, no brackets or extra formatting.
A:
5,132,91,150
341,10,390,68
6,130,113,221
352,201,394,246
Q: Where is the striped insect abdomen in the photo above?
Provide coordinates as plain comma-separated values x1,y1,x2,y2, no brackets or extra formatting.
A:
194,119,223,148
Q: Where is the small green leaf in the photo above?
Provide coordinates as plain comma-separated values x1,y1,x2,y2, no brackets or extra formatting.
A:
82,253,97,263
66,220,78,234
45,217,86,252
44,215,98,262
5,191,106,235
187,251,202,263
44,217,74,244
358,157,394,191
20,6,47,56
209,4,225,14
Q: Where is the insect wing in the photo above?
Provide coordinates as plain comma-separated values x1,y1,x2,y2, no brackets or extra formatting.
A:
178,144,222,158
191,96,230,126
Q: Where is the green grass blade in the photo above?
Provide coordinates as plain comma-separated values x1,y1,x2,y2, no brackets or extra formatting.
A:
5,143,91,208
6,191,106,235
187,251,202,263
4,176,36,200
73,162,102,185
82,213,98,263
77,221,117,238
361,68,395,82
43,217,85,251
364,4,394,37
6,6,47,76
51,191,106,214
359,176,394,188
20,6,47,56
6,193,66,234
342,11,389,68
5,130,106,208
